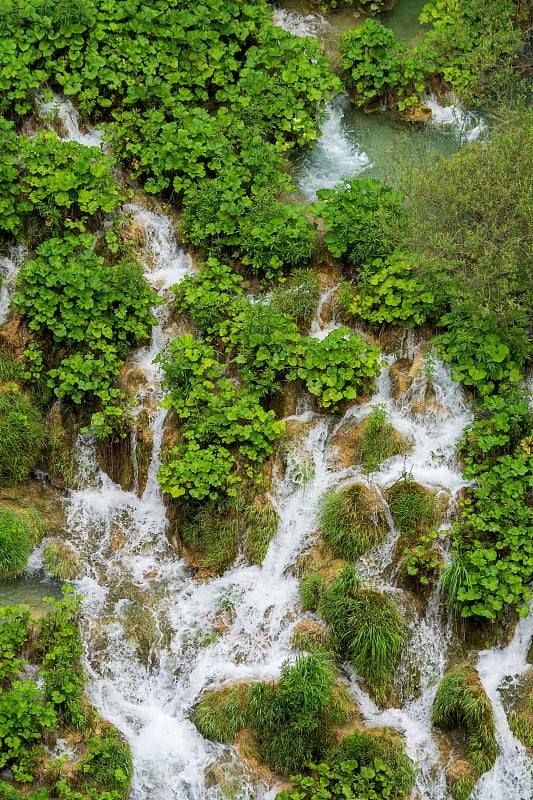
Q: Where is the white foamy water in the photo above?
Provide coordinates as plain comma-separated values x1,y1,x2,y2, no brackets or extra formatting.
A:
271,8,332,38
293,99,371,200
36,91,106,149
425,94,487,141
0,244,27,325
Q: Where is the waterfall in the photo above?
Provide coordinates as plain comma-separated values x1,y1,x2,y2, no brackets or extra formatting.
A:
0,244,27,325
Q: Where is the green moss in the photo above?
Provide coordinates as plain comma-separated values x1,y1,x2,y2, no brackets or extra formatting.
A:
356,404,408,471
43,540,81,581
193,686,249,743
387,474,438,537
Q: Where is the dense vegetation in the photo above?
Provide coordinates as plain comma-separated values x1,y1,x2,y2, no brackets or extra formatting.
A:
0,590,132,799
0,0,531,798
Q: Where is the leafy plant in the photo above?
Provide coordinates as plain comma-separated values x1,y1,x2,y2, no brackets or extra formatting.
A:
269,268,321,332
341,254,437,328
317,178,406,268
337,20,429,112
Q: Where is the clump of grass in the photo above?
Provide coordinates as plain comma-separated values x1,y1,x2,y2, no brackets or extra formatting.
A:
356,404,408,471
300,573,324,612
508,711,533,749
246,652,349,773
319,566,406,704
433,666,497,786
243,500,278,565
387,472,437,537
193,686,250,743
329,728,416,800
181,499,239,572
43,540,81,581
0,507,32,578
270,268,321,331
0,387,47,485
318,483,388,560
193,653,349,776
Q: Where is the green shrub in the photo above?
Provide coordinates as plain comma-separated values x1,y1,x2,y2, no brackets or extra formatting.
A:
318,484,388,560
79,731,133,799
0,508,33,578
341,254,437,327
329,729,416,800
337,20,428,111
276,758,395,800
172,258,243,335
0,388,47,485
290,328,383,410
317,178,406,268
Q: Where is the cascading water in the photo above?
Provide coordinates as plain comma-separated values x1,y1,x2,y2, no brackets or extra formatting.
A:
0,244,27,325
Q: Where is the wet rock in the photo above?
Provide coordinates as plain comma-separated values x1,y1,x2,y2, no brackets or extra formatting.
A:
0,309,31,360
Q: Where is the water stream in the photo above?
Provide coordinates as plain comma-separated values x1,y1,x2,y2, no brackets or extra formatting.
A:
1,14,532,800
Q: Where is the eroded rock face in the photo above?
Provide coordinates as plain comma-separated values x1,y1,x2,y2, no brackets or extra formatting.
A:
0,309,31,360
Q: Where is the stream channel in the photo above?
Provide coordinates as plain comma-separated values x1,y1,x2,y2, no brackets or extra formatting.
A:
0,3,531,800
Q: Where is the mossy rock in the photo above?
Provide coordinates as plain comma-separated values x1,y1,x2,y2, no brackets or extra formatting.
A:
329,410,409,472
43,538,83,581
318,483,389,560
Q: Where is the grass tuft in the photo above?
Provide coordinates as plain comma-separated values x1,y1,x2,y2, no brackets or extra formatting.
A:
243,499,278,565
318,483,388,560
387,473,437,537
0,387,47,486
356,404,408,471
270,269,321,331
0,507,32,578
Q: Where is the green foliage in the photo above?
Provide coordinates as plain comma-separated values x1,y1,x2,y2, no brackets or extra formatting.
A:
419,0,522,100
0,604,30,681
387,474,438,537
403,114,533,377
318,483,388,560
172,259,243,335
0,679,57,773
402,531,442,591
341,254,436,327
300,574,324,614
433,310,528,396
0,119,24,236
508,712,533,749
319,567,406,704
317,178,406,268
290,328,383,410
14,234,157,435
79,731,133,799
158,335,284,501
433,667,497,779
245,652,348,773
38,589,86,729
337,20,429,112
269,269,321,332
0,508,32,578
276,758,395,800
357,404,407,471
329,729,416,800
443,394,533,620
0,386,47,485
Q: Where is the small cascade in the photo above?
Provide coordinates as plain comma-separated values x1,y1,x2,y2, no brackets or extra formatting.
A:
0,244,27,325
472,608,533,799
291,97,372,200
35,91,105,148
425,94,487,141
271,8,332,38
